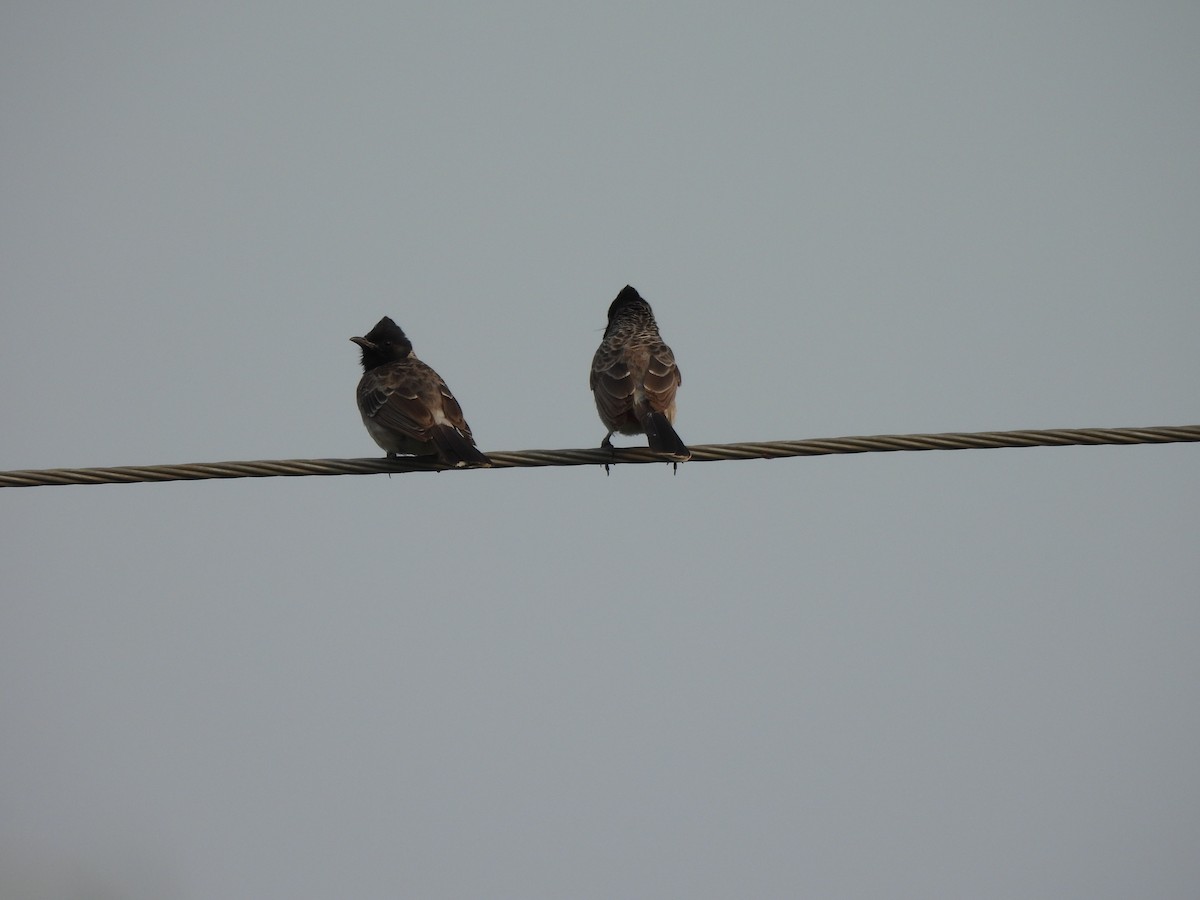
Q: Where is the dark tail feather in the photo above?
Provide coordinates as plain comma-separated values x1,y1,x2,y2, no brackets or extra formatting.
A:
429,425,492,468
642,412,691,460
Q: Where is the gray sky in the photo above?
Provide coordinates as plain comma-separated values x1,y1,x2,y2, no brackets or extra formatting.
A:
3,3,1198,898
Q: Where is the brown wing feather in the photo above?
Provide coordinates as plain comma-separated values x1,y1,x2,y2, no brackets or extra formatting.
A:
591,346,639,431
640,341,681,416
435,382,474,438
360,360,451,442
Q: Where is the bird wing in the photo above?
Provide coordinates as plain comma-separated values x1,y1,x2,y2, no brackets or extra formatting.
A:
433,380,474,438
590,344,638,426
360,360,472,441
640,341,682,415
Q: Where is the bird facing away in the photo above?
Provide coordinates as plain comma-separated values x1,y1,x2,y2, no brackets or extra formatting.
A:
590,285,690,460
351,317,491,468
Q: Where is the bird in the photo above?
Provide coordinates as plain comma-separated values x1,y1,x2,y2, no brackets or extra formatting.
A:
351,316,491,467
590,285,690,461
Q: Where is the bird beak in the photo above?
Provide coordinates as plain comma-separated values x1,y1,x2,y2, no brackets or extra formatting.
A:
350,336,373,349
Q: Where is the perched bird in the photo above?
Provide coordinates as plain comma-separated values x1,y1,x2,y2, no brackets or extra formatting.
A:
590,285,690,460
351,317,490,467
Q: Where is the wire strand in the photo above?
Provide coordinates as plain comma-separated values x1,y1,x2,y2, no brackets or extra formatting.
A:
1,424,1196,489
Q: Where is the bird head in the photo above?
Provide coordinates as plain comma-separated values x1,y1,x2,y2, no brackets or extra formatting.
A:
606,285,655,326
350,316,414,370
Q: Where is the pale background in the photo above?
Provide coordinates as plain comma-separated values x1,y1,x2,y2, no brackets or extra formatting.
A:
2,3,1198,898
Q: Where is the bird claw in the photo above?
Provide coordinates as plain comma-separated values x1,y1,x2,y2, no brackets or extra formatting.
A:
601,435,616,475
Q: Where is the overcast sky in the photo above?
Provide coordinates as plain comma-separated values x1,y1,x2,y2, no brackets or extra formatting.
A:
2,3,1198,898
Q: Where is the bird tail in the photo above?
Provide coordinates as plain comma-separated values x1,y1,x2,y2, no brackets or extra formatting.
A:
429,425,492,468
642,412,691,460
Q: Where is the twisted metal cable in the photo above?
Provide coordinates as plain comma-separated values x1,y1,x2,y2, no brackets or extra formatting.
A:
1,424,1196,489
